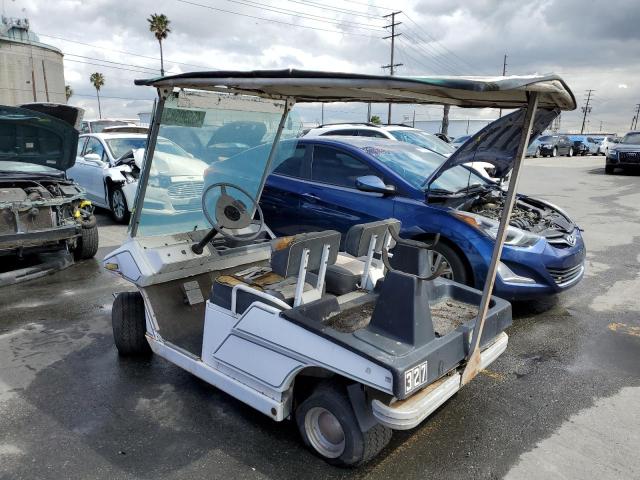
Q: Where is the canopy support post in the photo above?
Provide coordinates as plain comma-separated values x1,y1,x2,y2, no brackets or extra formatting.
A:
460,92,539,386
130,89,167,237
255,97,295,201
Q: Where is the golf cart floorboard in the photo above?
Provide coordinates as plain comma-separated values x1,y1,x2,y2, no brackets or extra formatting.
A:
326,298,477,337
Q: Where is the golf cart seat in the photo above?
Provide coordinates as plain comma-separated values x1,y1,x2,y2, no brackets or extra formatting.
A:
325,219,401,295
210,230,341,314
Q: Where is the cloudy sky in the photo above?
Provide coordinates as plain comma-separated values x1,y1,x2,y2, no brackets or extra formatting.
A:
9,0,640,133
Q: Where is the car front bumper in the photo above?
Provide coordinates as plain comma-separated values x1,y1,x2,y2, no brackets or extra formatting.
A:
372,332,508,430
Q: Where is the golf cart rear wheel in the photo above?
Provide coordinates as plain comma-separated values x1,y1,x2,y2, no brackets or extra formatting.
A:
73,223,99,260
295,383,391,467
112,291,151,356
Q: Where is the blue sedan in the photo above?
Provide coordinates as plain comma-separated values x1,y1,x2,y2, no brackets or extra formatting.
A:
260,137,585,301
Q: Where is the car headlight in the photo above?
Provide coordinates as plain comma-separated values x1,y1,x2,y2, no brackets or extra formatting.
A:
607,149,618,159
454,211,541,247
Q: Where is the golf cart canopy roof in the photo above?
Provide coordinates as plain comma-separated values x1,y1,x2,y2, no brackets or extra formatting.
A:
135,69,576,111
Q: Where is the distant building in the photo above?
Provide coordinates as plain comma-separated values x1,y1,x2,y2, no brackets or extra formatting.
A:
0,16,66,105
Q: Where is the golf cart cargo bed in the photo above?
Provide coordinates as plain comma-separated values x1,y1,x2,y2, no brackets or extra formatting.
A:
283,277,511,400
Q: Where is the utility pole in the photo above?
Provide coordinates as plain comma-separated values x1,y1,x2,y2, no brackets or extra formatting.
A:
633,104,640,130
498,53,507,118
321,103,324,125
580,89,594,134
599,120,603,132
382,11,402,124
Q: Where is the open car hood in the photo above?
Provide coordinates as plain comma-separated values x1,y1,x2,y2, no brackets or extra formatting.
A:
427,107,559,183
0,104,83,171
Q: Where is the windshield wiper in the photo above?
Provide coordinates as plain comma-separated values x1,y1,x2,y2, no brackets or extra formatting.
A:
453,184,486,195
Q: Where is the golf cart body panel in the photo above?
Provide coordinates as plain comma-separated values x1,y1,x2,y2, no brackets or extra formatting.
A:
105,69,576,465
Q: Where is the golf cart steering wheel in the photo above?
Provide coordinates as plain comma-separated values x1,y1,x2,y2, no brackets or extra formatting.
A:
381,228,446,281
192,182,264,254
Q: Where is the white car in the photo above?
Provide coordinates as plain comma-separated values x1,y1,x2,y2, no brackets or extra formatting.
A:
304,123,499,181
68,133,209,223
598,136,619,156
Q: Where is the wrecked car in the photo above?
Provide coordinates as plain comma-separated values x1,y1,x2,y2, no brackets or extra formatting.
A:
68,132,208,223
0,103,98,263
262,108,585,301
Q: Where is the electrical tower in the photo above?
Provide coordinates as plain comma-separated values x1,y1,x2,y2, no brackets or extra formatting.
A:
498,53,507,118
382,11,402,124
632,104,640,130
580,89,594,134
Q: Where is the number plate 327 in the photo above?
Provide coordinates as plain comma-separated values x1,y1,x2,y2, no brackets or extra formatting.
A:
404,361,428,394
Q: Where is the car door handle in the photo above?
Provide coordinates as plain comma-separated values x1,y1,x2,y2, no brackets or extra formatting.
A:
301,193,320,202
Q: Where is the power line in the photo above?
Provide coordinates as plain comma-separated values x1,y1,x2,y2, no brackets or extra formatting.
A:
342,0,394,11
285,0,384,20
38,33,214,70
175,0,377,37
220,0,385,30
401,12,488,74
66,54,161,73
399,34,462,74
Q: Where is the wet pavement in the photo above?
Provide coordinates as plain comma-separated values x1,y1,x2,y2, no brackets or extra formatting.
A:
1,156,638,479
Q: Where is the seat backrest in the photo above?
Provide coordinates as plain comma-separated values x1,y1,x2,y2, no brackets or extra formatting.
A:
271,230,341,278
343,219,401,257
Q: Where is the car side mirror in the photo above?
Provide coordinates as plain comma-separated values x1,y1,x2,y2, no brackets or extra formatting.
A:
84,153,102,164
356,175,396,194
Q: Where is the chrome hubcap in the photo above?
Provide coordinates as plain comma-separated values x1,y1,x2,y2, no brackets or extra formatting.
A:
427,250,454,280
305,407,345,458
112,190,125,218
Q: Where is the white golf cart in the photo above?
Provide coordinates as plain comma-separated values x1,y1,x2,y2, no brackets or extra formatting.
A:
104,70,575,466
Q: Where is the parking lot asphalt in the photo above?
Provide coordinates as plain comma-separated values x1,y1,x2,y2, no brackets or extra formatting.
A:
1,156,639,480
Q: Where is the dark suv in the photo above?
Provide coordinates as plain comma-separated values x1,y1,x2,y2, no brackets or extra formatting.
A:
538,135,574,157
606,131,640,174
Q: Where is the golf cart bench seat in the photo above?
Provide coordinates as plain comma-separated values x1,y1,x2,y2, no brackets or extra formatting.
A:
325,219,401,295
210,230,341,314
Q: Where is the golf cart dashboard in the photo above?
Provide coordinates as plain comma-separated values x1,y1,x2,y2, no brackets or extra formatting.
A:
134,228,273,280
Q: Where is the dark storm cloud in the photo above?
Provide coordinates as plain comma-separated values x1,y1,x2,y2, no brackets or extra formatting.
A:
14,0,639,131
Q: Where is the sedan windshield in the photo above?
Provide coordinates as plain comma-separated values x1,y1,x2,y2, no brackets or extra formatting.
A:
388,130,455,156
359,142,487,193
106,137,190,159
621,133,640,144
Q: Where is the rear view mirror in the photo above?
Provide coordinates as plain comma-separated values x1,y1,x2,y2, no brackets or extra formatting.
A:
356,175,396,194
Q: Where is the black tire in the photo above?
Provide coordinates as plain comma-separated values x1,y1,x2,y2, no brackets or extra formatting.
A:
109,186,130,224
112,291,151,356
295,383,391,467
432,242,469,285
552,147,558,157
73,222,99,260
605,165,615,174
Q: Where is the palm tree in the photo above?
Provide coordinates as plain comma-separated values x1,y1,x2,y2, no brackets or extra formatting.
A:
147,13,171,76
65,85,73,102
89,72,105,119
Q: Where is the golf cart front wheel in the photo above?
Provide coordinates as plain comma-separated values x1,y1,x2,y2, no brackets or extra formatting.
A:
112,291,151,356
295,383,391,467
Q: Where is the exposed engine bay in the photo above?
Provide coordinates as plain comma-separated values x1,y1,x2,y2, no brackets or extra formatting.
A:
0,176,95,255
455,188,575,239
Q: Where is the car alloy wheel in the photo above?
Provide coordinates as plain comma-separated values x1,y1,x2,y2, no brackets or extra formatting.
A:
534,147,541,158
110,188,128,223
427,250,454,280
304,407,346,459
552,147,557,157
568,147,574,157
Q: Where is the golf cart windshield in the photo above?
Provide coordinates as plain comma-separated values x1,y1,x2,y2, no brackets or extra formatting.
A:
135,90,302,236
